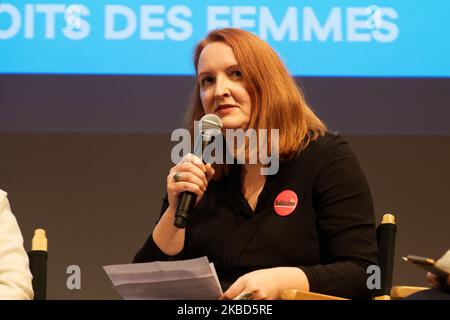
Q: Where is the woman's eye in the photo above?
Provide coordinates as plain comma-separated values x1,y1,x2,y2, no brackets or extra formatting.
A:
231,70,242,78
201,77,212,86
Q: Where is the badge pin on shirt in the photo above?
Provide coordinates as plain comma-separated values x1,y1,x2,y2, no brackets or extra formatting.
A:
274,190,298,216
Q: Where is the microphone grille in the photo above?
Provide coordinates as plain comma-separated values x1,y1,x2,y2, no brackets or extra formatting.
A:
200,114,223,133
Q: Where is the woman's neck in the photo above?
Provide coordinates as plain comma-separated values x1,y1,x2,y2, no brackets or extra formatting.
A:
241,164,266,211
242,164,263,181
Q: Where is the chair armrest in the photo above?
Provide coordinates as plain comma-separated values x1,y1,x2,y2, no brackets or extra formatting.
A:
281,289,348,300
281,286,429,300
390,286,429,299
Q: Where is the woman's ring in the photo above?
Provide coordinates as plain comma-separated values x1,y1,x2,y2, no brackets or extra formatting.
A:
173,172,182,183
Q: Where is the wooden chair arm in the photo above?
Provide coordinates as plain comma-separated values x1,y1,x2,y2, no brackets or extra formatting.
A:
390,286,429,299
282,285,429,300
281,289,348,300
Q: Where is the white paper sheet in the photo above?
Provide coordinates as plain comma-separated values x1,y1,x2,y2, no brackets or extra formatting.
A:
103,256,223,300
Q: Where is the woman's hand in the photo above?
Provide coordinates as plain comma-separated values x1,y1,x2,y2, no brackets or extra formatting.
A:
166,153,215,210
426,272,450,288
219,267,310,300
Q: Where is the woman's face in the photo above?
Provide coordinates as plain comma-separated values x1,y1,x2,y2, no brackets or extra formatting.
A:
197,42,252,130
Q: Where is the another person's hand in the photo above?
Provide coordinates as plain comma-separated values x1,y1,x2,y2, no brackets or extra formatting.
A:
426,272,450,289
219,267,309,300
166,153,215,209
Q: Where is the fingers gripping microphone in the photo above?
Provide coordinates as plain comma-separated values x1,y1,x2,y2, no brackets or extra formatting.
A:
174,114,222,228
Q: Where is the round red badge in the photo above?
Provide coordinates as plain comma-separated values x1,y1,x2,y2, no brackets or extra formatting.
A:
274,190,298,216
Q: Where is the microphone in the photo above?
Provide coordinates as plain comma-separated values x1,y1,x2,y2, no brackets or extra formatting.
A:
174,114,222,228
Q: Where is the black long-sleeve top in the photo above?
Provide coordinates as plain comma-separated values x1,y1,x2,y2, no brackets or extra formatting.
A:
134,133,378,299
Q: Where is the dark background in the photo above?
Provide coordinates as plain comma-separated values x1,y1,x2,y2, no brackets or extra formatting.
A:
1,76,449,135
0,75,449,299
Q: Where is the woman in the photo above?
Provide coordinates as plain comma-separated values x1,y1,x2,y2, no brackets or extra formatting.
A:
134,28,378,300
0,189,34,299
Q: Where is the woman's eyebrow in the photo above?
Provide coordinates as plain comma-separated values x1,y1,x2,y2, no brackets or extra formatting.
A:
198,71,211,78
225,64,240,71
198,64,240,77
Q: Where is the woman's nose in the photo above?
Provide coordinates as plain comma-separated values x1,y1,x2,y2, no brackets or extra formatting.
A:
214,77,231,98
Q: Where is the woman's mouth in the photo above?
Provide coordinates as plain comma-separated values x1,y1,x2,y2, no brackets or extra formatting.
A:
215,104,237,113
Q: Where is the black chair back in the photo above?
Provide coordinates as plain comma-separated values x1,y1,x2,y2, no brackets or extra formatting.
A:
375,214,397,299
28,229,48,300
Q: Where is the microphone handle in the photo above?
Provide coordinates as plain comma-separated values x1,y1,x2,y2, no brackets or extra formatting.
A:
174,191,197,228
174,137,212,229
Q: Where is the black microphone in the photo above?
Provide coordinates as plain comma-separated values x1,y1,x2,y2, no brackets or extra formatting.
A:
174,114,222,228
